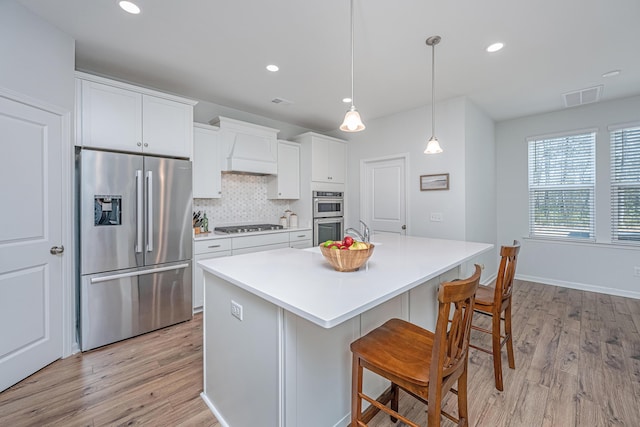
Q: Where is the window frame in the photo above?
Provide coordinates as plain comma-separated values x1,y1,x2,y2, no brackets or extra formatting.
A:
609,122,640,246
527,129,597,242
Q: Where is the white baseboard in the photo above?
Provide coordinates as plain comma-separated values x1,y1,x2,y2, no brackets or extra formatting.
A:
200,392,230,427
516,274,640,300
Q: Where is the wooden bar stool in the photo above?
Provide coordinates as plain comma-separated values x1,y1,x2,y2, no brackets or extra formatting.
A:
350,265,482,427
470,240,520,391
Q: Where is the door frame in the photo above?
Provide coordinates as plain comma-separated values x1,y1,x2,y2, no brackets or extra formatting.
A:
1,87,75,358
359,153,410,235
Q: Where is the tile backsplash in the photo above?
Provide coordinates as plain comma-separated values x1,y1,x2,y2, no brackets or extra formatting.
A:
193,173,291,227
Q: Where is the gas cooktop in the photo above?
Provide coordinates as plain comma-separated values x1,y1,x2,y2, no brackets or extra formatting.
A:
214,224,284,234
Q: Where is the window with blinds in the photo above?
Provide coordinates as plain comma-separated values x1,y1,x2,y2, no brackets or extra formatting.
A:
527,131,596,240
610,124,640,244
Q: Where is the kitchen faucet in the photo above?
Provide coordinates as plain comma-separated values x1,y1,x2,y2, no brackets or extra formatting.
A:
345,220,370,243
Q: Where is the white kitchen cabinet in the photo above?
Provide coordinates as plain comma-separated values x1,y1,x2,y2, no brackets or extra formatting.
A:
76,72,196,158
311,135,346,183
293,132,346,184
289,229,312,249
231,233,290,255
193,123,222,198
193,238,232,311
267,140,300,199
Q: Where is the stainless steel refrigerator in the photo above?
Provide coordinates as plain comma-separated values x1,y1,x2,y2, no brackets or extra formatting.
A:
78,149,192,351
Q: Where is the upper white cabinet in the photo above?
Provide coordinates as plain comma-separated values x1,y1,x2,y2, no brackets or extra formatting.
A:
293,132,346,184
193,123,222,198
76,72,197,158
267,140,300,199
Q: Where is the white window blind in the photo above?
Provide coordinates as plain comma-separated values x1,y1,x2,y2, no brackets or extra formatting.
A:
528,131,596,240
610,125,640,244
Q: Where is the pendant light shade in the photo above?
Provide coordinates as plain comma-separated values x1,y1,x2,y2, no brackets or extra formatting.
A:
425,136,442,154
340,0,365,132
424,35,442,154
341,106,365,132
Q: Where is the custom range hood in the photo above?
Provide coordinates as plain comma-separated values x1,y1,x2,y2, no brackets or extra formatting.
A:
211,116,279,175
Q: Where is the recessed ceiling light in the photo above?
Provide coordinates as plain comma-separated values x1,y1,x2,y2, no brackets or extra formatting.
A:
119,1,140,14
602,69,621,78
266,64,279,72
486,42,504,53
342,97,352,103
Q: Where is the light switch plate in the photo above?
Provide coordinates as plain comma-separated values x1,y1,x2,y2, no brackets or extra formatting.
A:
430,212,443,222
231,300,243,320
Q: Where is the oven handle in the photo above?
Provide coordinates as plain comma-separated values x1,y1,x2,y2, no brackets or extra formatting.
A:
314,217,345,225
314,198,344,204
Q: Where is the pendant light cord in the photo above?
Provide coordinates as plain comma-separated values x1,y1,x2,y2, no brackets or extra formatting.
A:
431,39,435,138
350,0,355,108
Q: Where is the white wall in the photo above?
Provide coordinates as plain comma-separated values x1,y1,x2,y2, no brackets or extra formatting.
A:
464,99,498,278
344,96,497,281
0,1,75,111
496,95,640,298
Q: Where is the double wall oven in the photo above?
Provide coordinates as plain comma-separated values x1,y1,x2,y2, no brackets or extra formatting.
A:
313,191,344,246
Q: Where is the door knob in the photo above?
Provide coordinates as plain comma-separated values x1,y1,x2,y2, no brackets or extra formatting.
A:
50,245,64,255
401,225,406,230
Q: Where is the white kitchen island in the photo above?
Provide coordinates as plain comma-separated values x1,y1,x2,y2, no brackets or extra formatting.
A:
199,234,492,427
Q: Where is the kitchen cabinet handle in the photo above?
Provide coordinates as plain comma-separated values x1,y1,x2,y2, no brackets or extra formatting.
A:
208,245,221,248
146,170,153,252
135,170,143,253
144,143,148,147
297,235,306,238
137,142,142,147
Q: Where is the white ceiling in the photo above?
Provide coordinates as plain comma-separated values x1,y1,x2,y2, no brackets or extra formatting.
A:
17,0,640,132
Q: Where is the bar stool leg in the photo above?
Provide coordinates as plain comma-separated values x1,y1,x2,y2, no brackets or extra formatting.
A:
351,354,363,426
492,312,504,391
505,303,515,369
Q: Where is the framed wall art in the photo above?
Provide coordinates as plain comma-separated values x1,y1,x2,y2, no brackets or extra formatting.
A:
420,173,449,191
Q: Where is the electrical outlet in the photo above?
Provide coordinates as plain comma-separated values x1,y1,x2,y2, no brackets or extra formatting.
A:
430,212,443,222
231,300,243,321
634,267,640,277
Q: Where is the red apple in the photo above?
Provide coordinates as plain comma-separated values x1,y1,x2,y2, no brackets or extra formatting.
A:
343,236,354,247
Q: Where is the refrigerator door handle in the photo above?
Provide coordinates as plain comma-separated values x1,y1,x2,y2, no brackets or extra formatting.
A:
135,170,143,253
146,170,153,252
89,263,190,284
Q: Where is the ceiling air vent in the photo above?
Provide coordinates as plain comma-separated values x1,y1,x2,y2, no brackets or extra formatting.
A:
562,85,603,108
271,97,294,106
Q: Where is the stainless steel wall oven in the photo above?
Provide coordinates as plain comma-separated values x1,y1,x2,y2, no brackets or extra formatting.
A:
312,191,344,245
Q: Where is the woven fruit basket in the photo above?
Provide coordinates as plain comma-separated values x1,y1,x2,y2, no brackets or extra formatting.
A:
319,243,375,272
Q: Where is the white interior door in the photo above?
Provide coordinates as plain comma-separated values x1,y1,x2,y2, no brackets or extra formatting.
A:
361,155,408,235
0,93,64,392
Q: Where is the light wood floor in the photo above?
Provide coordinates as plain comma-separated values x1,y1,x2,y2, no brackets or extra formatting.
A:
1,280,639,426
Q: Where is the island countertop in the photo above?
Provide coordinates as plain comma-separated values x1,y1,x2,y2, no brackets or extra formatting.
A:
198,233,493,328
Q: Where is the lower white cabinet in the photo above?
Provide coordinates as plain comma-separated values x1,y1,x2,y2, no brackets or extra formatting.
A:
289,229,312,249
232,233,290,255
193,238,232,311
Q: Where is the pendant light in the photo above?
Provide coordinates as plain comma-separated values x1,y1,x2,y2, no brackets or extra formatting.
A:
340,0,365,132
424,35,443,154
